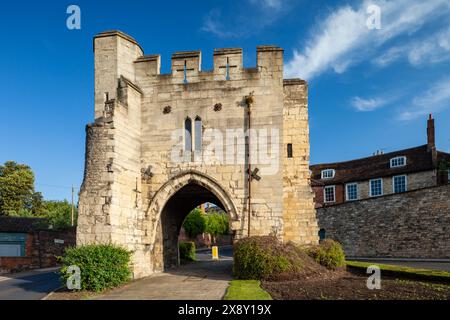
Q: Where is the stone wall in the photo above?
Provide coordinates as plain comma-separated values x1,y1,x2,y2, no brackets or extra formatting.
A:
317,185,450,259
282,80,318,243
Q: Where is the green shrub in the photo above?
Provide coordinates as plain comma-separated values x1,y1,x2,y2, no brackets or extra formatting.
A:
179,242,196,262
307,239,346,269
233,236,302,280
183,209,206,238
58,244,132,292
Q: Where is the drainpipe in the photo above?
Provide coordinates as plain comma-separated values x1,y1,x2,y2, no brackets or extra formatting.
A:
245,92,254,237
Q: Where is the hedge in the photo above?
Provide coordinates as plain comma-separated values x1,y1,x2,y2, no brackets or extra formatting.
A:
179,242,196,262
58,244,132,292
307,239,346,269
233,236,303,280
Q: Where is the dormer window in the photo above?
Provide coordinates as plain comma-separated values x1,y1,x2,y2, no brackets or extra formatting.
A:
390,156,406,168
321,169,335,179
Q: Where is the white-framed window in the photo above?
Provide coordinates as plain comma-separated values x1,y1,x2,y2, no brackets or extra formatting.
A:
346,183,358,201
393,175,407,193
390,156,406,168
370,178,383,197
324,185,336,203
321,169,335,179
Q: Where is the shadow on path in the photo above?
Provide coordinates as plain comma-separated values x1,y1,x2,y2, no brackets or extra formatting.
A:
97,247,233,300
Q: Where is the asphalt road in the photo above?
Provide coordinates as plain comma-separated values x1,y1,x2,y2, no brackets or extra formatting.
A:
196,245,233,261
0,269,61,300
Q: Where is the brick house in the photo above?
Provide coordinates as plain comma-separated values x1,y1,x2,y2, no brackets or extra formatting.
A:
0,217,76,274
310,114,450,209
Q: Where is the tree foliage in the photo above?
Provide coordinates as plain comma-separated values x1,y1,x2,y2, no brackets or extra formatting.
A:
183,207,230,242
0,161,77,229
42,200,77,229
0,161,36,214
205,210,229,243
183,208,206,237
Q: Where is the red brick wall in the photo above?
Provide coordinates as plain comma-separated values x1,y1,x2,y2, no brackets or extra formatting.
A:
0,257,32,273
312,186,324,208
31,228,76,268
0,235,34,273
313,185,345,208
0,228,76,274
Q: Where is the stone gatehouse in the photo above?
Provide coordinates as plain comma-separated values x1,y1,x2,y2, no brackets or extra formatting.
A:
77,30,318,278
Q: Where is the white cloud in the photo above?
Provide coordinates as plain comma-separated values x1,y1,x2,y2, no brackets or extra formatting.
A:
248,0,283,10
260,0,283,10
285,0,450,80
200,10,239,38
373,47,405,67
351,97,387,112
399,77,450,120
374,26,450,67
201,0,289,38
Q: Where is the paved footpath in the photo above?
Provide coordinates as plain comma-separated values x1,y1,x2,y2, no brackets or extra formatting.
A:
97,247,233,300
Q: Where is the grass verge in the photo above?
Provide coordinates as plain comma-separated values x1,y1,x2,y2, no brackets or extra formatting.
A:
224,280,272,300
346,261,450,283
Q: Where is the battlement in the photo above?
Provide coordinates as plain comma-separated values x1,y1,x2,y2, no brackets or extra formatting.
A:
132,47,283,84
93,31,292,85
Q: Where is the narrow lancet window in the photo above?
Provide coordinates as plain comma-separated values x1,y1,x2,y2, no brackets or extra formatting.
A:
194,117,202,152
185,117,192,152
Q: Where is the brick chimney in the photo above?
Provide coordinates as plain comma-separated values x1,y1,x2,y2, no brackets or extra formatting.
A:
427,114,438,167
427,113,435,151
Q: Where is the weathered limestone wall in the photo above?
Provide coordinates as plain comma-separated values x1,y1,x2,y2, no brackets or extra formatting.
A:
78,120,114,244
317,185,450,259
282,80,318,244
136,46,286,243
78,30,319,278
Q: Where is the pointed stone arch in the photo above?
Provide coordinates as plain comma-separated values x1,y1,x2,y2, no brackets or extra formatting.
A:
145,170,239,250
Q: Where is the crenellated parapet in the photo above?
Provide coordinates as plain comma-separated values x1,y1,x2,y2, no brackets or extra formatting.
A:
93,30,287,104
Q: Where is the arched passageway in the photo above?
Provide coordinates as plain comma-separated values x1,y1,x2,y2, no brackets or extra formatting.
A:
146,171,239,271
161,183,231,269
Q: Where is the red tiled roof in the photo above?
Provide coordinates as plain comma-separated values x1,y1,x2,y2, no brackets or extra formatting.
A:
310,145,449,186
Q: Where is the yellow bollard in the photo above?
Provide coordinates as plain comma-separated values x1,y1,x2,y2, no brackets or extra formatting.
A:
212,246,219,260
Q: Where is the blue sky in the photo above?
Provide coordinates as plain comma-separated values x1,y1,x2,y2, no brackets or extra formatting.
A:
0,0,449,201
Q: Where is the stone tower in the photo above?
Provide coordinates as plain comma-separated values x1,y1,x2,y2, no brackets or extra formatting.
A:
77,30,318,279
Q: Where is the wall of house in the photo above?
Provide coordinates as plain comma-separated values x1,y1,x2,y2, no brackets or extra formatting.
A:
314,170,437,207
317,185,450,259
356,170,436,199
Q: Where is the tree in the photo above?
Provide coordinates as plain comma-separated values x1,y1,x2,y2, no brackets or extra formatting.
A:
205,211,229,244
0,161,76,229
0,161,36,215
42,200,77,230
183,208,206,238
31,192,46,215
